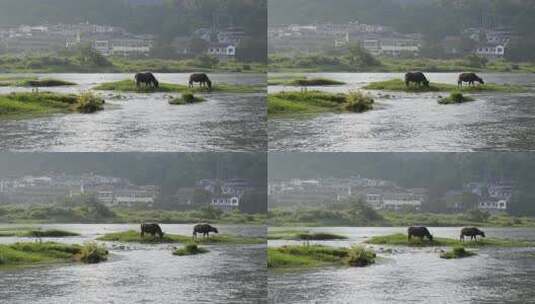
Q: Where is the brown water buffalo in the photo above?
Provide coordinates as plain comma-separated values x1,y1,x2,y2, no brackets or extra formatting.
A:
405,72,430,87
140,223,164,239
460,227,486,241
189,73,212,89
193,223,218,240
458,73,484,87
135,72,159,88
408,226,433,241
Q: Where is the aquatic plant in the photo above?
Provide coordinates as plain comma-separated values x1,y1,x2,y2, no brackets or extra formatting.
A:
168,93,205,105
438,92,475,104
440,246,476,259
344,90,374,112
268,245,376,269
23,229,80,238
345,246,376,266
76,242,109,264
173,244,209,256
268,230,348,240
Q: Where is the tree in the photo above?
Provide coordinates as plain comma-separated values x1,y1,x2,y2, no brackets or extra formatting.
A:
345,43,381,69
78,44,112,67
196,54,219,68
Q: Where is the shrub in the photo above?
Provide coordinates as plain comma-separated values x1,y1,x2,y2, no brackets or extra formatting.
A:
78,242,108,263
440,246,476,259
345,90,374,112
345,246,376,267
74,92,104,113
173,244,209,256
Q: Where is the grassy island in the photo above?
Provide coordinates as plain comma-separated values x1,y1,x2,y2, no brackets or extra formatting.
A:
268,245,375,269
0,91,104,118
268,90,374,116
93,79,264,94
366,233,535,248
363,79,526,93
438,92,475,104
0,77,76,87
0,229,80,238
440,246,477,259
269,76,345,86
168,93,205,105
0,241,108,268
173,244,209,256
96,230,264,245
268,230,347,240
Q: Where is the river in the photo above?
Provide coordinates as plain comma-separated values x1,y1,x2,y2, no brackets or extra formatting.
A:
268,226,535,304
0,224,267,304
269,73,535,152
0,73,266,152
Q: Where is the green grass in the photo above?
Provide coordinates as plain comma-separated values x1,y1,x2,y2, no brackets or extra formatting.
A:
440,246,477,259
267,245,375,269
268,90,373,116
96,230,264,245
269,76,345,86
93,79,264,94
0,92,78,118
0,77,75,87
365,233,535,248
363,78,526,93
438,92,475,104
168,93,205,105
0,241,108,267
75,242,108,264
268,230,348,240
20,229,80,238
173,244,209,256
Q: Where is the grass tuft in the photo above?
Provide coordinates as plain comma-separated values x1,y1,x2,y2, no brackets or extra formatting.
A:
438,92,475,104
268,230,347,240
267,245,375,269
168,93,205,105
268,90,372,115
73,92,105,113
440,246,476,259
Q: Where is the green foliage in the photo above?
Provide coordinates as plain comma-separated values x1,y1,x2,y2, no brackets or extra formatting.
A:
0,242,81,266
345,245,376,267
344,90,374,113
269,77,345,86
173,244,209,256
0,92,78,118
364,79,525,93
23,79,77,87
22,229,80,238
465,55,488,69
345,43,381,68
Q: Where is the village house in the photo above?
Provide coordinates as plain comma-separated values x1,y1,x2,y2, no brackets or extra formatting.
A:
475,43,506,59
206,42,236,60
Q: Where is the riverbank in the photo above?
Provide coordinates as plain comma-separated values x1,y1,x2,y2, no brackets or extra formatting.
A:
0,77,75,87
269,55,535,73
96,230,264,245
93,79,265,94
268,76,345,86
268,230,347,240
0,241,108,268
268,245,376,269
268,208,535,227
0,55,265,73
268,90,374,116
0,228,79,237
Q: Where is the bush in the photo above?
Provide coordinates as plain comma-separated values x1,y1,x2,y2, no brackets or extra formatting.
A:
440,246,476,259
78,242,109,263
345,246,376,266
74,92,104,113
345,90,374,112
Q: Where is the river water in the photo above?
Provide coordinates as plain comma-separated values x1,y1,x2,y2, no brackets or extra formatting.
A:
269,73,535,152
268,226,535,304
0,224,267,304
0,73,266,152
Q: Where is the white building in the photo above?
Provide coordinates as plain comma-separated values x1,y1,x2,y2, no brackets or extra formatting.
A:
479,199,507,213
207,43,236,59
475,43,505,58
211,195,240,211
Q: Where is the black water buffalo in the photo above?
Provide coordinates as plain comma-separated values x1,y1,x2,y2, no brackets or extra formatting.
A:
135,72,159,88
460,227,486,241
408,226,433,241
140,223,164,239
458,72,484,87
193,223,218,240
405,72,430,87
189,73,212,89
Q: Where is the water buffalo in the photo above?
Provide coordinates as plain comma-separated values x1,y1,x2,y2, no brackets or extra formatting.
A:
405,72,430,87
189,73,212,90
460,227,485,241
135,72,159,88
140,223,164,239
458,72,484,87
193,223,218,240
408,226,433,241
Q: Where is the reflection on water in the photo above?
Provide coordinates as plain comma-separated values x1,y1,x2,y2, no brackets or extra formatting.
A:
269,73,535,152
0,224,267,304
268,227,535,304
0,73,266,152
